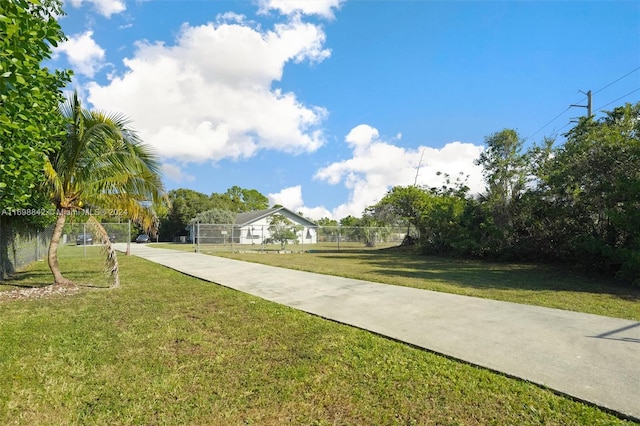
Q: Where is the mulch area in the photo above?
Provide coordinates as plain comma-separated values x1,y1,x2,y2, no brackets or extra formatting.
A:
0,283,79,303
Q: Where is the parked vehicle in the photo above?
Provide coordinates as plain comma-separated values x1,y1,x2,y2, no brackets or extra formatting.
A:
76,233,93,245
135,234,150,244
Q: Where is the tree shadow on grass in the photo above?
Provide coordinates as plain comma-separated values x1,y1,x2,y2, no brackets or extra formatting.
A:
316,251,640,301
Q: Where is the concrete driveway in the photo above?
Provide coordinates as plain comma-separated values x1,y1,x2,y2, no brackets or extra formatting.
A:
116,243,640,421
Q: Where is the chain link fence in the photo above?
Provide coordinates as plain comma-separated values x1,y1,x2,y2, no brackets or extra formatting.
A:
61,221,132,246
1,219,415,278
0,220,55,280
1,219,133,280
188,224,417,253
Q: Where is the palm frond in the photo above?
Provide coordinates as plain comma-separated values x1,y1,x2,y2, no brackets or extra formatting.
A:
45,90,166,286
86,216,120,289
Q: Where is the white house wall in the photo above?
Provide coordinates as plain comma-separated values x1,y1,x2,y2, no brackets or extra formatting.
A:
236,215,317,245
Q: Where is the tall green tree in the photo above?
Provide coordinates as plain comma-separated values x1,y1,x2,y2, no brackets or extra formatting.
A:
542,102,640,280
0,0,71,211
239,188,269,212
371,185,430,234
216,186,269,212
45,92,165,287
475,129,529,253
160,189,214,240
210,192,236,212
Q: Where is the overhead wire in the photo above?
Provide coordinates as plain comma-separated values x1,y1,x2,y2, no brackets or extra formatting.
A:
592,66,640,95
525,66,640,141
552,87,639,137
525,105,574,140
593,87,640,111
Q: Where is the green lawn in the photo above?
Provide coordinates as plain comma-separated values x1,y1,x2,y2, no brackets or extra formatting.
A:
0,246,635,424
157,243,640,321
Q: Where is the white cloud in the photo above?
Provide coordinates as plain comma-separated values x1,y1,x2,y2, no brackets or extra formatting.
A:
55,31,106,78
66,0,126,17
258,0,345,19
161,163,195,183
268,185,304,210
87,19,329,164
268,185,332,220
314,124,485,219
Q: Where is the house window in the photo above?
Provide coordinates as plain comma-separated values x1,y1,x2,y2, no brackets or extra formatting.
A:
306,229,312,239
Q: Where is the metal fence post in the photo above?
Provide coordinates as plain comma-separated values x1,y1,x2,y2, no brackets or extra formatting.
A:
196,222,200,253
126,220,131,255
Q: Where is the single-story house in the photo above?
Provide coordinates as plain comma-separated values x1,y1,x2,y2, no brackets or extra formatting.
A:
234,206,318,245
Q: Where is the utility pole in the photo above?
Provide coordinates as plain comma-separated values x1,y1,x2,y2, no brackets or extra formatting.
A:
570,90,592,118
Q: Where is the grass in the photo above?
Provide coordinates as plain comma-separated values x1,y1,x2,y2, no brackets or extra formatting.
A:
156,243,640,321
0,246,635,424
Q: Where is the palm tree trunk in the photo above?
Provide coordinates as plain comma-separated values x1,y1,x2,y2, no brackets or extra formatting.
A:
48,211,74,286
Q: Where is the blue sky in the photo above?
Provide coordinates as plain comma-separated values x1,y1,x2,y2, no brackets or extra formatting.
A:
52,0,640,219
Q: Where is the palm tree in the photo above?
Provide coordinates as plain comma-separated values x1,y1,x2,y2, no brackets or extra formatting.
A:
45,91,165,287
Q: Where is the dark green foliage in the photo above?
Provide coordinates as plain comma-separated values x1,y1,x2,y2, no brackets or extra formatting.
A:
539,103,640,281
160,189,215,240
0,0,72,211
160,187,269,241
223,185,269,212
315,217,338,227
369,104,640,285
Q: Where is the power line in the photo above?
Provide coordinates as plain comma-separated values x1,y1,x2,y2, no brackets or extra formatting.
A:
554,88,639,137
525,106,572,140
525,66,640,141
525,93,588,140
593,66,640,95
594,87,640,111
556,121,573,134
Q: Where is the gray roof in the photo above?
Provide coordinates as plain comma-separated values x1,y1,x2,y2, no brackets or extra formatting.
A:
235,206,317,227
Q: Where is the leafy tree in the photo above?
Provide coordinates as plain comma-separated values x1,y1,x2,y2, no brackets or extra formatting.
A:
474,129,530,253
213,186,268,213
239,188,269,212
372,186,427,227
45,92,165,287
335,215,359,242
316,217,338,227
162,187,268,240
160,189,214,240
0,0,72,211
370,185,432,244
334,214,389,247
416,191,468,254
210,192,236,212
542,102,640,280
476,129,528,205
190,208,235,224
268,214,301,249
339,216,359,227
356,213,391,247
